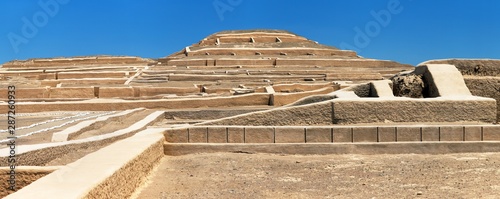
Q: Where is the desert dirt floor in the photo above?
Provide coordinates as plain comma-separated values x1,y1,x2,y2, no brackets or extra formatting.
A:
135,152,500,199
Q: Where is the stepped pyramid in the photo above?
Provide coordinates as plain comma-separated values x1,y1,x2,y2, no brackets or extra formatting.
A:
158,29,413,81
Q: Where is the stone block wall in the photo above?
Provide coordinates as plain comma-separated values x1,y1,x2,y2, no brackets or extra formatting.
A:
332,98,497,124
464,76,500,123
271,87,335,106
164,125,500,143
0,167,58,198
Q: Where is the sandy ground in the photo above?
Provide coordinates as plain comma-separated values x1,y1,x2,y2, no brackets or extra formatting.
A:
136,152,500,199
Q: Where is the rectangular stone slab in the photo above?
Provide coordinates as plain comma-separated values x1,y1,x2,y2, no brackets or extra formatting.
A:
352,127,378,142
440,126,464,141
378,127,396,142
464,126,482,141
306,127,332,143
227,127,245,143
208,127,227,143
245,127,274,143
422,126,440,141
396,127,421,142
275,127,305,143
414,64,472,97
189,127,208,143
333,127,352,143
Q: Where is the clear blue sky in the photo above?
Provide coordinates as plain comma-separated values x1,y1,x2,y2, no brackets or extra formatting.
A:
1,0,499,66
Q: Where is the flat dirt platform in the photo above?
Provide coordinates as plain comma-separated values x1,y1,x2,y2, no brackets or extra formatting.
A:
136,152,500,199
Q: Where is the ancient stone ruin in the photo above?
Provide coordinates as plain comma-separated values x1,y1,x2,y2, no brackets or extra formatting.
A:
0,30,498,198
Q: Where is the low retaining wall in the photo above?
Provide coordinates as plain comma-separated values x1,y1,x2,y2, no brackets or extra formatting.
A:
272,82,332,92
164,108,269,121
40,78,128,87
98,87,135,98
271,87,335,106
57,71,133,79
202,100,333,126
332,97,497,124
164,125,500,144
465,76,500,122
0,94,271,113
275,59,405,68
0,111,164,166
51,108,143,142
138,87,200,96
5,128,165,199
168,74,325,81
164,142,500,156
0,87,95,99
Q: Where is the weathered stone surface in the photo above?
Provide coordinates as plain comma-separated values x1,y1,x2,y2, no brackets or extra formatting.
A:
439,126,464,141
391,73,424,98
206,101,333,126
352,127,378,142
306,127,332,143
464,76,500,123
483,126,500,141
422,59,500,77
164,128,188,143
464,126,482,141
333,127,352,143
414,64,472,97
208,127,227,143
332,98,496,124
275,127,305,143
227,127,245,143
245,127,274,143
369,80,394,97
188,127,208,143
421,126,440,141
396,127,421,142
378,127,396,142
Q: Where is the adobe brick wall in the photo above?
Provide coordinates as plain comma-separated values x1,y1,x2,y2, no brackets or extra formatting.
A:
40,79,127,87
5,129,165,199
188,49,357,57
0,167,58,198
98,87,135,98
49,87,95,98
0,87,94,99
3,57,151,68
215,59,275,66
275,59,407,68
168,74,325,81
272,83,332,92
332,98,497,124
271,87,335,106
464,76,500,123
166,59,206,66
325,73,383,81
57,72,130,79
202,101,333,126
0,88,49,99
164,125,500,144
422,59,500,76
0,93,271,113
138,87,200,96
